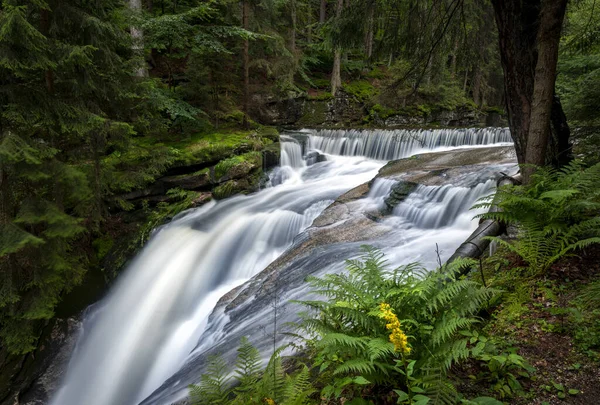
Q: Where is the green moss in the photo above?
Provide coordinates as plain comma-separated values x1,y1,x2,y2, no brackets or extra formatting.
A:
307,92,333,101
369,104,397,119
484,106,506,115
92,237,114,260
169,130,270,167
298,100,329,126
343,80,379,101
365,66,387,80
213,180,241,200
257,126,280,142
312,78,330,89
214,151,262,180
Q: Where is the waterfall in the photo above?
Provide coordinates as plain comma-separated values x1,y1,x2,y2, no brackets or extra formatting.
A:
51,128,513,405
306,127,512,160
393,180,494,229
280,135,305,168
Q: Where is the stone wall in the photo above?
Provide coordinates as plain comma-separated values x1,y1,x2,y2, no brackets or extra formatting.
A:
250,91,507,129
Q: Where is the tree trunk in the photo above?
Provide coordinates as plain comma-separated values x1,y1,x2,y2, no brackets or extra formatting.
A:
320,0,327,23
472,67,482,106
330,0,344,96
365,5,375,60
130,0,148,77
524,0,568,180
450,38,459,80
242,0,250,129
307,2,313,44
491,0,570,176
40,8,54,93
290,0,297,53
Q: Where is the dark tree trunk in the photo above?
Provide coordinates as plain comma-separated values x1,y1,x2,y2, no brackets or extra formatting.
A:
290,0,297,52
40,9,55,93
491,0,571,178
330,0,344,96
365,5,375,60
242,0,250,129
526,0,568,179
320,0,327,23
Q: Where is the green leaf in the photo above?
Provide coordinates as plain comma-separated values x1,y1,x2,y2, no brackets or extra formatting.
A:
469,398,504,405
394,390,409,402
353,376,371,385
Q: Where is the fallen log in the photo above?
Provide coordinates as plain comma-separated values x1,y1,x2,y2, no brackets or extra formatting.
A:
446,173,522,275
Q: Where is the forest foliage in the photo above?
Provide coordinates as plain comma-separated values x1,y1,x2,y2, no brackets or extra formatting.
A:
0,0,599,359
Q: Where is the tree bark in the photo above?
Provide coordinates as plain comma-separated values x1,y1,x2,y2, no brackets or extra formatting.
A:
450,38,458,80
242,0,250,129
491,0,570,176
320,0,327,23
524,0,568,180
365,5,375,60
130,0,148,77
290,0,297,53
330,0,344,96
40,8,54,93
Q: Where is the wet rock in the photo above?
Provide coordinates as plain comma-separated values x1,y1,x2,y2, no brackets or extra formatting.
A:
262,143,281,170
384,181,419,211
161,170,211,191
305,151,327,166
0,317,82,405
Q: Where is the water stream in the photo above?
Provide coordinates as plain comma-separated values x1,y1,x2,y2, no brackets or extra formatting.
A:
51,127,514,405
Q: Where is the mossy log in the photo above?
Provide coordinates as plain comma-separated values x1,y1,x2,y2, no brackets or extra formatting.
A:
446,173,522,274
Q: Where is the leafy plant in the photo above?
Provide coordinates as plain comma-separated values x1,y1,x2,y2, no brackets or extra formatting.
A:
297,247,501,404
476,161,600,274
190,338,315,405
542,381,580,399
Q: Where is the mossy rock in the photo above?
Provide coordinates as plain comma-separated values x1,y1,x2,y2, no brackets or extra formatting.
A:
257,126,280,142
161,168,211,190
170,131,270,167
384,181,419,211
297,100,329,126
263,142,281,169
214,152,262,181
343,80,379,101
213,176,260,200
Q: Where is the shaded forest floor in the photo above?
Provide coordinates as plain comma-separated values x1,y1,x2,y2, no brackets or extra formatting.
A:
455,246,600,404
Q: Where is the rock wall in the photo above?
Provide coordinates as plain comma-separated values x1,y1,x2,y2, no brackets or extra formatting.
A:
251,91,507,129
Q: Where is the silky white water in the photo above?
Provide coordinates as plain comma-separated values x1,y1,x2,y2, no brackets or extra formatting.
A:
52,128,513,405
307,127,512,160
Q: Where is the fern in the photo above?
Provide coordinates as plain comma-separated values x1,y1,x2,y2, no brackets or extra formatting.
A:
478,160,600,273
296,247,500,403
233,337,262,402
189,354,231,405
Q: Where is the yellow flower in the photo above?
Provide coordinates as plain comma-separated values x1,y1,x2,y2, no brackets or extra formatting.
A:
379,302,411,355
264,398,276,405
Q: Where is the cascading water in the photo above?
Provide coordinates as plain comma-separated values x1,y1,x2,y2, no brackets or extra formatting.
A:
393,181,494,229
306,127,512,160
51,128,515,405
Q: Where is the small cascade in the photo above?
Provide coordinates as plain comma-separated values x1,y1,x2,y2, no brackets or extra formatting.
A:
306,127,512,160
280,135,305,168
393,180,494,229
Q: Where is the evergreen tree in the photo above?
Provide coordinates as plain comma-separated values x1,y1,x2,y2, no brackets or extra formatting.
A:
0,0,137,353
